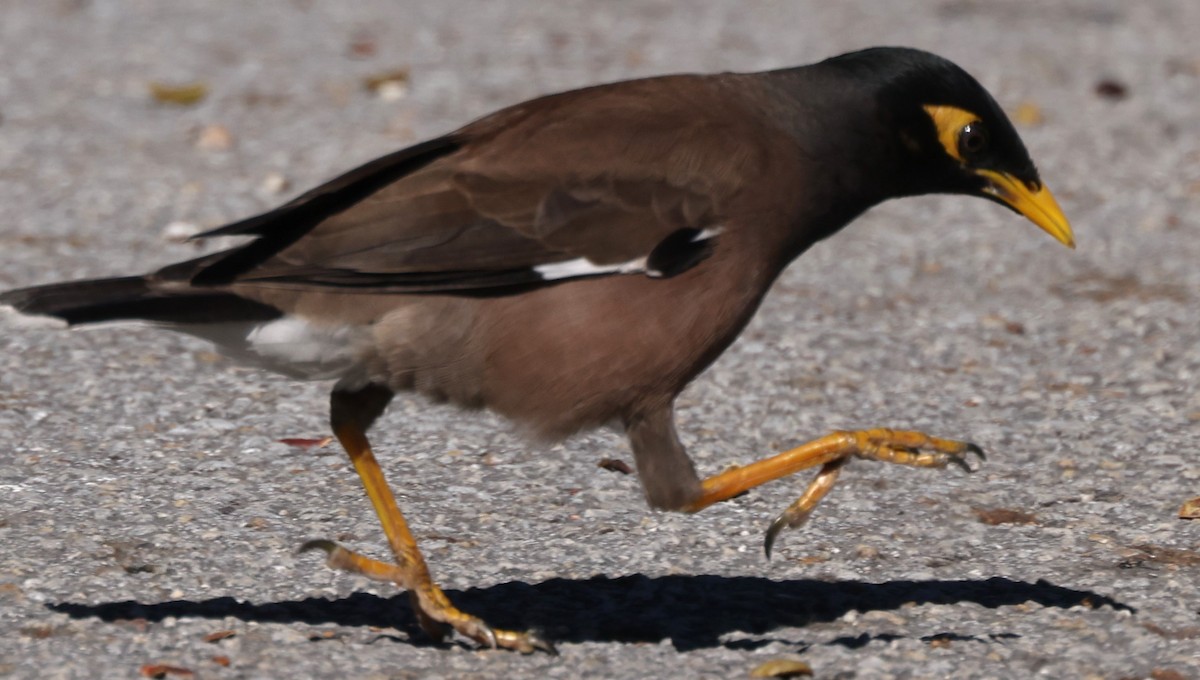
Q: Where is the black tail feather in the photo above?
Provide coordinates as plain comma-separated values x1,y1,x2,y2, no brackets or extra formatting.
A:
0,276,280,326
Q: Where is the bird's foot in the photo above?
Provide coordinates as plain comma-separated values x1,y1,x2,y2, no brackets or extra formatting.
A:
299,540,556,654
762,429,984,557
844,428,985,472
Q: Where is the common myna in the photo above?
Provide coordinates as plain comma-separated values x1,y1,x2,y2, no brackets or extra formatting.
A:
1,47,1073,653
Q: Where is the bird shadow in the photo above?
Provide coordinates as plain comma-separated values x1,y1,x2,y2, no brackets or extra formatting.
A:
48,574,1131,652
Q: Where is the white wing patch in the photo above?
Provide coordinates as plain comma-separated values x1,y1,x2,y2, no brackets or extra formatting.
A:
533,226,724,282
534,256,649,281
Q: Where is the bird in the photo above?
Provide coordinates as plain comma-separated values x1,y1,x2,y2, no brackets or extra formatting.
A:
0,46,1073,653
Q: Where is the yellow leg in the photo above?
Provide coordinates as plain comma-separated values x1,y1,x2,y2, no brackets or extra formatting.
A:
684,429,983,555
304,387,555,654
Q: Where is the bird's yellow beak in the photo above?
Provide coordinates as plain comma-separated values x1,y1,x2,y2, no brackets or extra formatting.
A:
976,170,1075,249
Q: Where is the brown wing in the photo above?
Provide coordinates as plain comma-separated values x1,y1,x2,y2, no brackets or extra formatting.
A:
171,74,770,294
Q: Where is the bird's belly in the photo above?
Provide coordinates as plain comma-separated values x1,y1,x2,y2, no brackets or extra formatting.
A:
476,261,769,438
172,315,374,385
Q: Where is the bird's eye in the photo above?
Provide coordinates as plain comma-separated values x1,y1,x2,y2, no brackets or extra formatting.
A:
958,122,988,157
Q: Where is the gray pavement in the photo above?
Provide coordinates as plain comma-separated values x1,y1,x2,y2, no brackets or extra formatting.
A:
1,1,1198,678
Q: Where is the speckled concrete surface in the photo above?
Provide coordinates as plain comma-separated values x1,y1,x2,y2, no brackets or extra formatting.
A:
1,1,1197,678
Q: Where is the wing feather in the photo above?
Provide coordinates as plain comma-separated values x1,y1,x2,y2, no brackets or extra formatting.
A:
168,74,769,295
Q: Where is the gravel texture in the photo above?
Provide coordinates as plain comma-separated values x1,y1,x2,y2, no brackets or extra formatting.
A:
1,1,1198,678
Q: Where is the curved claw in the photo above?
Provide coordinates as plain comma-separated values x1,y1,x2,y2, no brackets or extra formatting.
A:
948,442,986,473
472,622,499,650
526,629,559,656
764,514,788,560
763,505,813,559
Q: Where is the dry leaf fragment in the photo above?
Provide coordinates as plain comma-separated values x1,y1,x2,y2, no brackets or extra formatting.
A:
308,629,346,641
1094,78,1129,100
1178,497,1200,519
1129,543,1200,567
347,31,378,59
202,629,236,643
1142,621,1200,640
973,507,1038,525
278,436,334,448
149,81,209,106
211,656,231,667
19,624,54,639
597,458,633,474
139,665,194,679
854,544,881,559
751,658,814,678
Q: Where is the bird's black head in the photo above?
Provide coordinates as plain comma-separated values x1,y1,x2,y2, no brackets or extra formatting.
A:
823,47,1074,248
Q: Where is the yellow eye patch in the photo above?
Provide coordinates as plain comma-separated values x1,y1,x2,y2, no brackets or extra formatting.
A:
922,104,980,162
